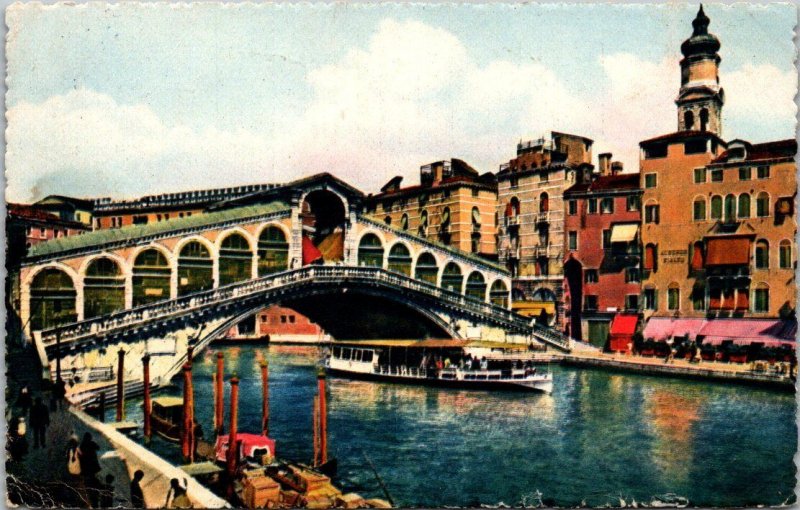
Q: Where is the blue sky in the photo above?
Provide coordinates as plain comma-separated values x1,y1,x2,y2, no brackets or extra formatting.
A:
6,3,796,202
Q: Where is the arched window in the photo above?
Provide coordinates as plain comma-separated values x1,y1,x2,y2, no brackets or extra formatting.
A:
219,233,253,286
132,249,171,306
490,280,509,308
508,197,521,217
178,241,214,296
384,216,392,226
414,252,438,284
257,227,289,276
644,243,657,271
690,241,705,270
465,272,487,301
667,283,680,311
472,207,481,227
692,281,706,311
84,257,125,318
779,240,792,269
753,284,770,313
471,233,481,254
29,268,76,330
693,197,706,221
699,108,709,132
387,243,412,276
684,110,695,130
539,192,549,213
755,240,769,269
358,233,384,267
400,213,409,231
756,192,770,217
710,195,723,220
724,194,736,222
737,194,751,219
441,262,463,293
418,210,428,236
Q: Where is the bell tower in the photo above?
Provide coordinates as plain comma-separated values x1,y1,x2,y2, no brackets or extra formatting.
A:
676,5,724,136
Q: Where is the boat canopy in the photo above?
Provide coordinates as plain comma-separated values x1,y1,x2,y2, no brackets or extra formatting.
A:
215,433,276,462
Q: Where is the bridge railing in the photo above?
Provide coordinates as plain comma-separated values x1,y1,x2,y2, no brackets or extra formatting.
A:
38,265,570,351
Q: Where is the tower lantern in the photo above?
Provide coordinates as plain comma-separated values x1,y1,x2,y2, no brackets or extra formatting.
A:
676,5,724,136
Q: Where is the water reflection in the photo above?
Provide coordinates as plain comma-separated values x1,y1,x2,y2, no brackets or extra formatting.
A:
646,388,703,484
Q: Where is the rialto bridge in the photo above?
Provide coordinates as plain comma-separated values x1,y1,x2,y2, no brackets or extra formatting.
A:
16,174,571,398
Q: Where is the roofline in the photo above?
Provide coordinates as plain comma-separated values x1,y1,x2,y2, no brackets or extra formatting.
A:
365,179,497,202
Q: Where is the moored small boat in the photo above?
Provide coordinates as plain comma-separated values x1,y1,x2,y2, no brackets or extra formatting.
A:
150,396,203,442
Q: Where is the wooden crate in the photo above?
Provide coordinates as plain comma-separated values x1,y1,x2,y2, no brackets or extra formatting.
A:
243,476,281,508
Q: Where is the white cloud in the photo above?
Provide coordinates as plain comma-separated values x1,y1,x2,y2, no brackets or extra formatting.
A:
6,20,796,203
723,63,797,138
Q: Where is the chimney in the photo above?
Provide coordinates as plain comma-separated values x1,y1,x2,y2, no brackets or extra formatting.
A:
611,161,624,175
598,153,612,176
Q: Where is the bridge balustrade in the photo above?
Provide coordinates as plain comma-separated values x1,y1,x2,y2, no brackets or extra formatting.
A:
38,266,530,348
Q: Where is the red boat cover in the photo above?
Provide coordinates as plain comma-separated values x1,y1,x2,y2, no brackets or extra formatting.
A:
215,433,276,462
302,235,323,265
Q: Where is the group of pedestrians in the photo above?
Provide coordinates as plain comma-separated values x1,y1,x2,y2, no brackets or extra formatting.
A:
7,386,53,462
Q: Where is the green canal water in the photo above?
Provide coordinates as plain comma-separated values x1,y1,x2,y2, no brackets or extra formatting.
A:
115,344,797,507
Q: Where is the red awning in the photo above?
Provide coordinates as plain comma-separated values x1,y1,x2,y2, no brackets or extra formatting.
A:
705,237,750,266
302,235,323,265
642,318,706,341
699,319,796,347
610,314,638,336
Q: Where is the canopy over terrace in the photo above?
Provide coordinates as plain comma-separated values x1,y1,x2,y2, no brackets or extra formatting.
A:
642,317,796,347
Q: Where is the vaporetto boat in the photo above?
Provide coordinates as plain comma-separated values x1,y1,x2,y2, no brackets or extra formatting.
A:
326,343,553,393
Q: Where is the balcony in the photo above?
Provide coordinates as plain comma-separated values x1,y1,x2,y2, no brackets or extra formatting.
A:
534,211,550,224
501,247,520,260
706,266,751,279
505,216,520,228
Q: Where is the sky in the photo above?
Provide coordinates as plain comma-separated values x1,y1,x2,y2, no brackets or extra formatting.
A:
5,3,797,203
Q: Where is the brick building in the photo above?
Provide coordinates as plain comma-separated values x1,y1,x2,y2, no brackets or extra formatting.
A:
7,203,90,266
364,159,498,256
639,6,797,345
226,305,326,343
496,132,594,325
563,156,642,347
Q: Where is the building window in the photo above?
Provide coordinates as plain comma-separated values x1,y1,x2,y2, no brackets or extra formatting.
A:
643,288,657,310
625,267,640,283
401,213,409,231
261,316,267,323
779,240,792,269
626,195,640,212
419,210,428,236
471,188,479,197
724,194,736,223
280,315,287,323
384,216,392,226
732,195,748,220
584,295,598,311
644,144,667,159
692,284,706,311
539,192,549,213
644,174,657,188
757,166,770,179
289,315,296,324
600,198,614,214
510,176,519,189
755,240,769,269
644,204,660,224
739,167,752,181
756,192,770,217
584,269,598,283
568,231,578,251
694,168,706,183
588,199,598,214
602,229,612,250
644,244,657,271
693,198,706,221
419,194,428,207
156,214,162,222
443,190,451,199
690,241,705,270
710,169,723,182
754,286,770,313
568,200,577,215
625,295,639,311
667,285,680,311
685,139,707,154
710,195,722,220
541,172,549,183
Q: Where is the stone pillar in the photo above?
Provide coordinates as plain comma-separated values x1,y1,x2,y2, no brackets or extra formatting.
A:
289,194,303,268
124,273,134,310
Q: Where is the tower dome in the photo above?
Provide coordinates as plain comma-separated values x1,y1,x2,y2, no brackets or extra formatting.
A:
680,5,721,58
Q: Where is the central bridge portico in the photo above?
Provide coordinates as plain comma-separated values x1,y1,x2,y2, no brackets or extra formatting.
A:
18,173,572,398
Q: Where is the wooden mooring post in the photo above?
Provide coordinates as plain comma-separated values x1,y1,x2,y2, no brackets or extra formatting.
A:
116,348,125,422
215,352,225,434
142,354,152,443
181,362,195,463
317,368,328,465
226,375,240,498
261,360,270,436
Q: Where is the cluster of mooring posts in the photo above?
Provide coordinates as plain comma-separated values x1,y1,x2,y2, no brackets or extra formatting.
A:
115,345,390,509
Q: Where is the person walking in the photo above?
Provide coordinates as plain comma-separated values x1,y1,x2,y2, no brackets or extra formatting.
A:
165,478,192,508
29,397,50,449
16,386,31,413
129,470,145,508
51,378,67,411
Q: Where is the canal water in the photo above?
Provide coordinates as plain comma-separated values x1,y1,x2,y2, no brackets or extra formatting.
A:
114,344,796,507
